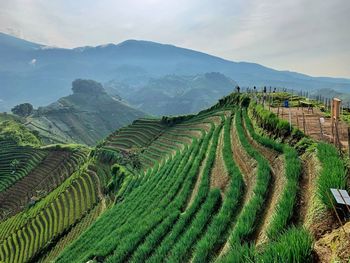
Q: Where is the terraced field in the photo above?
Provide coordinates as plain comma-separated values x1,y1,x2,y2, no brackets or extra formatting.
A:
0,148,88,220
0,141,47,194
53,104,314,263
0,92,348,262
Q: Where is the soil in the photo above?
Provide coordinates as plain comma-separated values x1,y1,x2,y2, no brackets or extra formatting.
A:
314,222,350,263
297,153,317,227
210,127,230,196
186,135,214,209
271,107,349,148
255,155,285,246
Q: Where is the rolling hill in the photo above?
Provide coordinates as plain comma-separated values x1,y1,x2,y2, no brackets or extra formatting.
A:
1,32,350,112
0,91,348,262
25,79,145,145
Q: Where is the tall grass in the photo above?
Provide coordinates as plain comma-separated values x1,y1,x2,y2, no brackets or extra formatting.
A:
317,142,347,208
219,227,313,263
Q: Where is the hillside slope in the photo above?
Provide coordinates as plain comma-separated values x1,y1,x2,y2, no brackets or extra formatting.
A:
0,92,348,262
25,79,145,145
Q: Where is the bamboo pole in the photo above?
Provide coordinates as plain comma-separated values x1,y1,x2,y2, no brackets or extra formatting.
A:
327,191,347,235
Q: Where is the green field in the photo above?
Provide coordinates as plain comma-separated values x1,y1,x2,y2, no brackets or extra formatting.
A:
0,92,348,262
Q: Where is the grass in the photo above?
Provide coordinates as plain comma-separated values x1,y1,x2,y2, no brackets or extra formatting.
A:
317,142,347,208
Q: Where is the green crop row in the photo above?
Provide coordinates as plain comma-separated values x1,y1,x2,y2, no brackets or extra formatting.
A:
192,112,244,262
57,116,223,262
222,109,270,257
221,227,313,263
103,126,220,263
166,189,222,263
0,171,99,263
317,142,347,208
147,121,222,262
145,123,219,263
243,108,302,240
0,147,47,193
56,137,202,262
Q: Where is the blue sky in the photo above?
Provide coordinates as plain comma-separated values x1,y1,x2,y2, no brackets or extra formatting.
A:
1,0,349,78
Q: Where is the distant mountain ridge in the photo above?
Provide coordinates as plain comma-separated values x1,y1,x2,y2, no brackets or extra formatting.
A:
106,72,238,115
0,32,350,111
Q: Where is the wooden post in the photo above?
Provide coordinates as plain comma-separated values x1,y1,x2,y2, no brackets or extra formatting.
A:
335,120,341,151
326,191,347,235
277,107,280,117
302,112,306,134
319,118,324,139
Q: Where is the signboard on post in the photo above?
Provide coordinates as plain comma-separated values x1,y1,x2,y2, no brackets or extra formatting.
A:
329,188,350,234
331,98,342,148
331,188,350,206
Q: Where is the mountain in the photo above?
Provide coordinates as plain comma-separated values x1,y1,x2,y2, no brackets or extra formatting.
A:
25,79,145,145
1,32,350,111
311,88,350,106
106,72,238,115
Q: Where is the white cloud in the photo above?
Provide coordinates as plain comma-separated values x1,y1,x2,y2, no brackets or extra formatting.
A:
29,58,37,66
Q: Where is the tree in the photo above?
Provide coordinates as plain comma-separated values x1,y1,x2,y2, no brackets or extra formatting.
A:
11,103,34,117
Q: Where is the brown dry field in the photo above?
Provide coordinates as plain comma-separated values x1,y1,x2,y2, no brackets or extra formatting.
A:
270,107,349,148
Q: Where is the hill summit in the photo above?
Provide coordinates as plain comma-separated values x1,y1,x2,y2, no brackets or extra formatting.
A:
25,79,145,145
72,79,106,95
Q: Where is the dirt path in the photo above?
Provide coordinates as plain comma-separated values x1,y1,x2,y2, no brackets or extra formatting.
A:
242,116,286,246
210,127,230,197
217,115,257,258
297,153,317,226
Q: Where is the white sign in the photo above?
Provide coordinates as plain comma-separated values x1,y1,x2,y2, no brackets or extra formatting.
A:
330,188,350,205
320,117,325,124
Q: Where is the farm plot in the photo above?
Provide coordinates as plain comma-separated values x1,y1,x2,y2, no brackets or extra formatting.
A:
0,140,47,193
0,149,88,220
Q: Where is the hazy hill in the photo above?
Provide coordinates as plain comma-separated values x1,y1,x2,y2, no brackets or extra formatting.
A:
106,72,238,115
312,88,350,106
1,32,350,111
25,79,145,145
